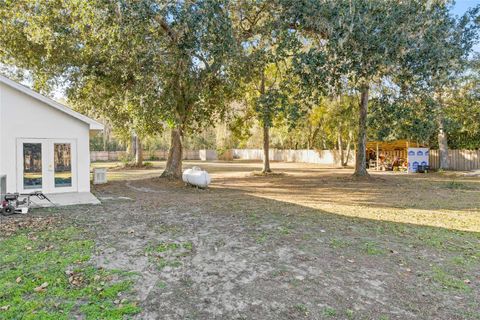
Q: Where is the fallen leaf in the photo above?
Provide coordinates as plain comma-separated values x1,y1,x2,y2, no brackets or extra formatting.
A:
34,282,48,292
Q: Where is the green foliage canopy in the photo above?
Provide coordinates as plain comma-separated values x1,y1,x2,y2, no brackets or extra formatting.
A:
0,0,241,138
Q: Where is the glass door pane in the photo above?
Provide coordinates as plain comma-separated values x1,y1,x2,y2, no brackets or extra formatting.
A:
54,143,72,187
23,143,42,189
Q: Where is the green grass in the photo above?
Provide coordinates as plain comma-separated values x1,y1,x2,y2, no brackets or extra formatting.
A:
0,227,140,319
322,307,337,317
450,253,479,267
278,225,293,235
247,213,262,224
145,241,193,270
362,241,385,255
444,180,472,190
431,266,470,291
329,238,350,249
150,242,181,253
345,309,355,319
255,231,270,244
293,303,309,316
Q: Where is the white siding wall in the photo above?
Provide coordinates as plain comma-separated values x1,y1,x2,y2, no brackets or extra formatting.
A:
0,84,3,175
0,83,91,193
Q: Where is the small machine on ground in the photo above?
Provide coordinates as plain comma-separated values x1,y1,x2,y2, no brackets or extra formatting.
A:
0,175,54,216
1,191,54,216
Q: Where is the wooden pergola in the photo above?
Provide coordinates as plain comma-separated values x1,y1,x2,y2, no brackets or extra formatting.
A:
366,139,424,170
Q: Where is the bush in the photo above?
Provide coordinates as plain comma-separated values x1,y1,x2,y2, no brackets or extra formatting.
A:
143,162,154,168
119,153,134,165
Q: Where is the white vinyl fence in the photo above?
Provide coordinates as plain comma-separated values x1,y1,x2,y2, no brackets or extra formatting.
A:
91,148,353,166
91,150,200,162
91,148,480,171
232,149,354,166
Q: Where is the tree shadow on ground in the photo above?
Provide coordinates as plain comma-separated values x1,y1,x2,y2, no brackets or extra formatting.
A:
83,177,480,319
19,173,479,320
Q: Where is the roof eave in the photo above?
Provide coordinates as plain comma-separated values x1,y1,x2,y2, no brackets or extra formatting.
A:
89,122,104,131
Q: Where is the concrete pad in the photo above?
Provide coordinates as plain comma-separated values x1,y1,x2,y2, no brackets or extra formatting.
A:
30,192,101,207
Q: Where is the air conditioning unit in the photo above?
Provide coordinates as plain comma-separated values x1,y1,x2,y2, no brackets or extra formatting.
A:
0,174,6,198
93,168,107,185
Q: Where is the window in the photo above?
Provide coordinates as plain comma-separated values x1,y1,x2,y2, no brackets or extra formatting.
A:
23,143,42,189
54,143,72,187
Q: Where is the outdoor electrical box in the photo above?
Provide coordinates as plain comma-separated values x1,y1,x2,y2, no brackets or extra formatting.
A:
93,168,107,185
0,174,6,198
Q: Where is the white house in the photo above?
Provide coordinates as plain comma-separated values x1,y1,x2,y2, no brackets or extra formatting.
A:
0,75,103,205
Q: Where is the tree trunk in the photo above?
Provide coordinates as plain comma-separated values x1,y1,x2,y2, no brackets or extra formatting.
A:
262,123,272,173
134,135,143,166
259,68,271,174
343,130,353,167
353,86,369,177
309,125,320,150
103,127,108,151
126,137,132,158
437,113,449,170
130,134,136,159
338,133,344,167
307,125,312,150
161,127,183,179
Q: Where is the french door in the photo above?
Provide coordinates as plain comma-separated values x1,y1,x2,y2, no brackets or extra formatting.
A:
17,139,77,193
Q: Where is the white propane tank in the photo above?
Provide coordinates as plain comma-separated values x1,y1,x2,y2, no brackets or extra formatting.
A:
182,166,211,188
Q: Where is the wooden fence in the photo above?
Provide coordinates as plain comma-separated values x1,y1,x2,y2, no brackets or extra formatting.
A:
429,149,480,171
232,148,480,170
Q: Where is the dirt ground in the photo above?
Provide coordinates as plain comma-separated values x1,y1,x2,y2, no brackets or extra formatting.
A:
10,161,480,319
